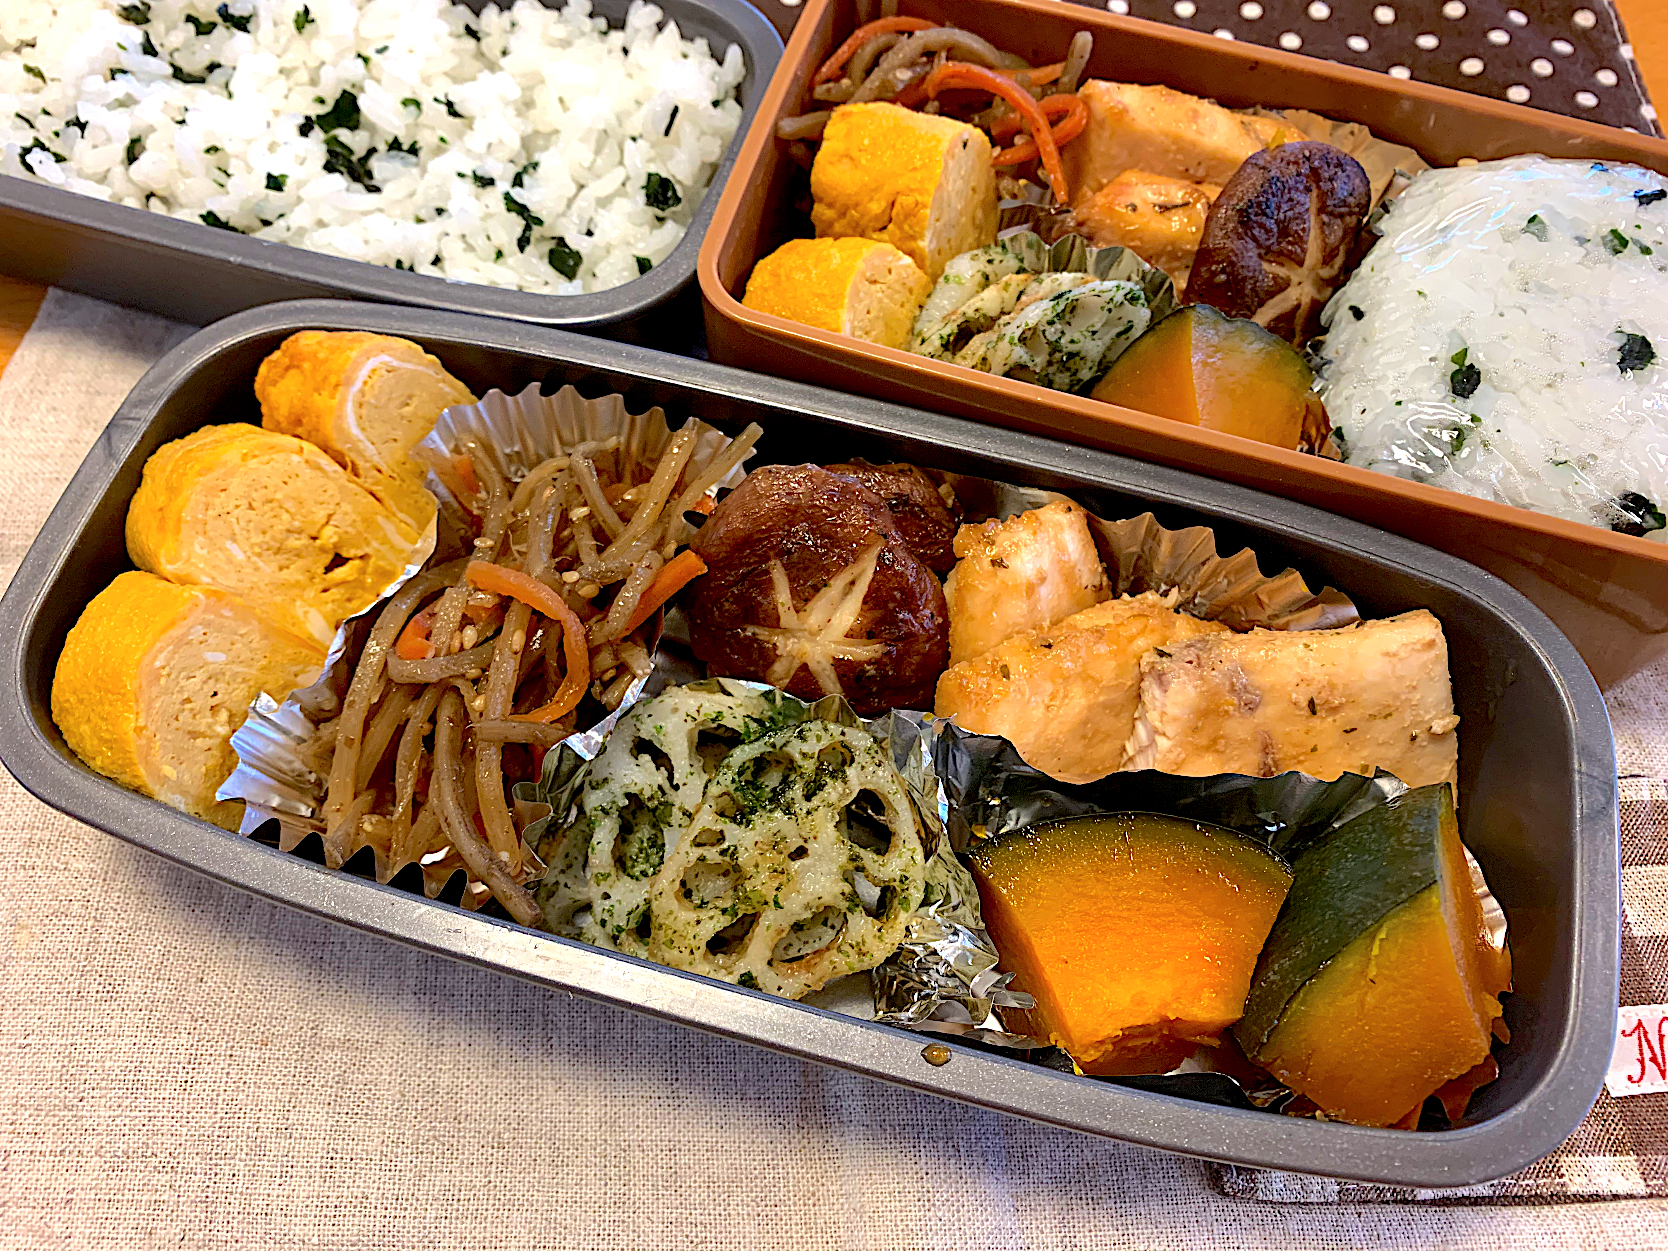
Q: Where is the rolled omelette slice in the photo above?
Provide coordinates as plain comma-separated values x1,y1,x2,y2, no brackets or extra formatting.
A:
742,237,931,349
51,571,326,830
126,423,421,647
942,499,1110,665
1123,609,1460,788
253,330,474,531
810,102,997,281
935,592,1230,784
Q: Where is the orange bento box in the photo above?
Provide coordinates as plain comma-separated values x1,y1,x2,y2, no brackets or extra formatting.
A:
700,0,1668,688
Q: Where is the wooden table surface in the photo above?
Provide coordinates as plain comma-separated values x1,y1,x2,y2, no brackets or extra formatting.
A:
1621,0,1668,109
0,1,1663,378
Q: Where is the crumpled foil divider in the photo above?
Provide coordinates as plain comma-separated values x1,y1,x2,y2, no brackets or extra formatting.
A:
936,725,1509,1114
515,676,1037,1049
220,384,751,910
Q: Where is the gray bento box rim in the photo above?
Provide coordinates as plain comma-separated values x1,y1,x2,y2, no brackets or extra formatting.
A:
0,0,783,330
0,298,1620,1189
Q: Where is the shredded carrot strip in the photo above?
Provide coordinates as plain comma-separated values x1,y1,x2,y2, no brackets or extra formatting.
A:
465,561,590,723
894,63,1064,112
621,550,708,637
394,606,437,661
988,92,1079,142
925,61,1071,202
889,78,931,109
812,16,936,85
451,455,480,497
1013,61,1064,90
992,94,1089,168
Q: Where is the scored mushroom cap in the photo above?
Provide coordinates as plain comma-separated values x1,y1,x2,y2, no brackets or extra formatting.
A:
686,464,949,715
1186,140,1371,346
824,461,963,574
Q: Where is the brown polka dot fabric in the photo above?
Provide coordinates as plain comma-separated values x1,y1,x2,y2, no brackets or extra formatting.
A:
758,1,1659,135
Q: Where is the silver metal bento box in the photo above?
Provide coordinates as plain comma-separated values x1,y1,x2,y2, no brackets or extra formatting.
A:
0,1,781,333
0,298,1619,1188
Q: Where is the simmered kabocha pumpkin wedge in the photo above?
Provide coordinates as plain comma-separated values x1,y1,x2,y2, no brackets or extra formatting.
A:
1234,783,1512,1128
967,813,1293,1075
1089,304,1331,451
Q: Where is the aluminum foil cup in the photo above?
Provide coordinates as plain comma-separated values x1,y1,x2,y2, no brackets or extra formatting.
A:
970,229,1180,329
941,475,1360,632
219,383,752,908
932,726,1509,1111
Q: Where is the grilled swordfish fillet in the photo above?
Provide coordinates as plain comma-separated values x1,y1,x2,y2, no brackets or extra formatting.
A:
1062,81,1283,205
942,499,1109,665
1122,609,1459,789
935,591,1229,784
1069,170,1219,291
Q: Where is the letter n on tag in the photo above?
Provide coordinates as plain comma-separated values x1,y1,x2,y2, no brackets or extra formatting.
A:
1607,1005,1668,1097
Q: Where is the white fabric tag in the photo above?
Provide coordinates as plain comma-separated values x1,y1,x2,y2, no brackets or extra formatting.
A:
1606,1004,1668,1097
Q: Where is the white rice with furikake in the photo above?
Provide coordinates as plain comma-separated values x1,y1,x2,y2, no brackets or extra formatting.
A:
1316,155,1668,541
0,0,745,294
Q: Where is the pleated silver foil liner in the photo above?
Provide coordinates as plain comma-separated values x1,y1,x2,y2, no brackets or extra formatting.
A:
214,521,435,850
219,384,753,907
217,502,439,833
996,179,1057,238
420,381,746,568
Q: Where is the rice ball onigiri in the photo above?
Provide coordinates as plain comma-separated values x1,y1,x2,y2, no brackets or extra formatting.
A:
1315,155,1668,542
